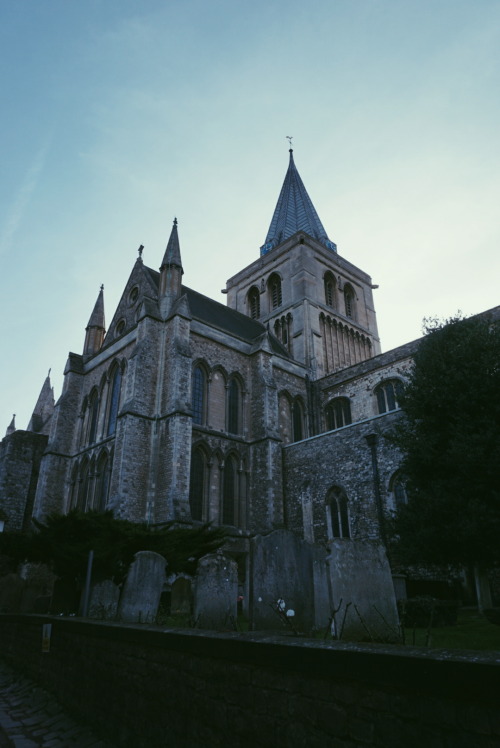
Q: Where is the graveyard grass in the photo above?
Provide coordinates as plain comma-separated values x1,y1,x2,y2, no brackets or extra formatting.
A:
402,608,500,651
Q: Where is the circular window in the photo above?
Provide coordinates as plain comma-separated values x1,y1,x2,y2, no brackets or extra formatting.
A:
129,286,139,305
116,319,126,337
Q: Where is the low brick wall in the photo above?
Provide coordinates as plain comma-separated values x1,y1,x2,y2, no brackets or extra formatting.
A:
0,615,499,747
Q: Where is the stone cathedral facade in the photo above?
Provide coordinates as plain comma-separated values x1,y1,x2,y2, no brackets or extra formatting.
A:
3,150,494,622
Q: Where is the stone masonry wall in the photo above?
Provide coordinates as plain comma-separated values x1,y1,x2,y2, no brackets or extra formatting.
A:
0,616,498,748
0,431,48,531
283,411,403,545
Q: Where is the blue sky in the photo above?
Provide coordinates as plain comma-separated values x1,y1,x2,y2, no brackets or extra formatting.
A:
1,0,500,430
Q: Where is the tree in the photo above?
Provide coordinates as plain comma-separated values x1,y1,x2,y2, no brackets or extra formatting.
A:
0,510,227,588
392,314,500,577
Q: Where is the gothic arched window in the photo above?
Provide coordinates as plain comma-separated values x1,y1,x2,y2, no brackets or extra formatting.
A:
227,378,241,435
189,447,208,521
78,458,90,511
268,273,282,309
69,463,79,510
248,286,260,319
344,284,356,320
88,390,99,445
325,397,352,431
106,364,122,437
375,379,404,414
390,472,408,511
95,451,112,512
326,486,351,539
192,365,207,425
324,272,336,308
222,454,238,526
292,398,305,442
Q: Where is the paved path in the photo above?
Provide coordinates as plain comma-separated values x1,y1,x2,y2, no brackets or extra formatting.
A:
0,661,116,748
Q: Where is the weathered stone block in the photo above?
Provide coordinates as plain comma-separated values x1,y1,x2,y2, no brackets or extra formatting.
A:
327,539,400,642
118,551,167,623
193,552,237,629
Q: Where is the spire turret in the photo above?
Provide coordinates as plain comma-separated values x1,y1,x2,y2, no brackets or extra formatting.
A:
27,371,55,434
160,218,184,317
5,414,16,437
261,150,337,256
83,285,106,356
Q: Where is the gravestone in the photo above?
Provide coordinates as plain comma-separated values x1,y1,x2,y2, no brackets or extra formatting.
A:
171,576,192,615
118,551,167,623
193,553,237,629
0,573,24,614
250,529,314,632
89,579,120,620
327,540,400,642
312,545,330,629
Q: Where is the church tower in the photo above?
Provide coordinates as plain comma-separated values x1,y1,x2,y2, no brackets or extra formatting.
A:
225,150,381,378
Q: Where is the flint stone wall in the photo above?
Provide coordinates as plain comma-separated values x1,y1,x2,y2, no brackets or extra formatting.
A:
0,616,499,748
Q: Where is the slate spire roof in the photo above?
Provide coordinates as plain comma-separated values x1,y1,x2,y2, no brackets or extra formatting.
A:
87,285,105,330
261,149,337,256
161,217,183,272
5,414,15,437
27,371,55,434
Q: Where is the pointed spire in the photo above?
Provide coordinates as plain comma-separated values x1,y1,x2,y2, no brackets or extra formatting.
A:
159,218,184,317
27,371,55,434
83,285,106,356
5,414,16,437
160,218,183,272
261,149,337,256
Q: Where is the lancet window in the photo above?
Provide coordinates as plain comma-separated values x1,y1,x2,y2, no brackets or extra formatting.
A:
325,397,352,431
248,286,260,319
268,273,282,309
375,379,404,414
326,486,351,539
192,365,207,425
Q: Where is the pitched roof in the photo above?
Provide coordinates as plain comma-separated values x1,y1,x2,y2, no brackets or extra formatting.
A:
261,150,337,255
142,267,288,355
183,285,289,355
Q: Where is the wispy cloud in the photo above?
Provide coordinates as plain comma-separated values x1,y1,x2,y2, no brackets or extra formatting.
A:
0,135,52,255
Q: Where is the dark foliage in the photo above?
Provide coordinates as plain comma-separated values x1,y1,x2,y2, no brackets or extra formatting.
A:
392,314,500,568
0,510,227,586
398,597,460,628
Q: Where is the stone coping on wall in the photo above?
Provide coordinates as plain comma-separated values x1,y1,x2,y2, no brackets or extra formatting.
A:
1,615,498,704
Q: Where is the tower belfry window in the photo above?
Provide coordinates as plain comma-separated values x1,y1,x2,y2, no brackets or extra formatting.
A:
344,285,355,319
268,274,282,309
324,272,336,308
248,286,260,319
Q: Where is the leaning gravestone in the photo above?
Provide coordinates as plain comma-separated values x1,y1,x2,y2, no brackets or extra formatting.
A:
327,540,400,642
251,529,315,632
89,579,120,620
193,553,237,629
118,551,167,623
171,576,192,615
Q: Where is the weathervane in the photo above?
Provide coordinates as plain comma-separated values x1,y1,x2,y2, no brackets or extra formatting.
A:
286,135,293,149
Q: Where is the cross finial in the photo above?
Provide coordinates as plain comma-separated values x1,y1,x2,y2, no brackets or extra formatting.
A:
286,135,293,149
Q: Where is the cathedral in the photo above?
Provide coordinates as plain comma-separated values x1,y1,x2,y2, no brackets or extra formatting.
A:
3,149,492,627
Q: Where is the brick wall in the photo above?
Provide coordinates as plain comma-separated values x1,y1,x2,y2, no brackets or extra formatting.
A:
0,616,498,748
